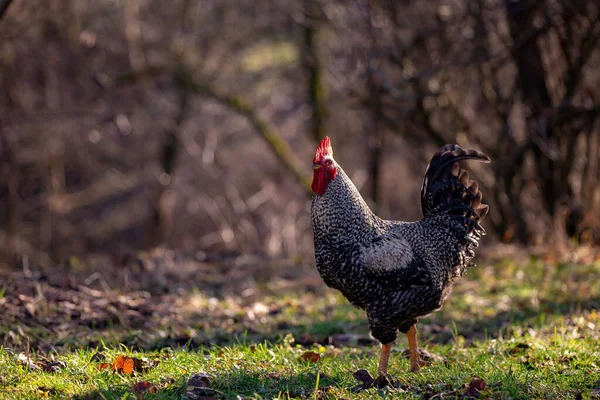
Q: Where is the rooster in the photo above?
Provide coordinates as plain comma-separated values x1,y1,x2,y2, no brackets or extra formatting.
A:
311,137,490,375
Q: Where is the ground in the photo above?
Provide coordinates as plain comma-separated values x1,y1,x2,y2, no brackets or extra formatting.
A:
1,246,600,399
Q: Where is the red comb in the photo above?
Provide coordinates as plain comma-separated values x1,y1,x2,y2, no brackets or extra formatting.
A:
313,136,333,163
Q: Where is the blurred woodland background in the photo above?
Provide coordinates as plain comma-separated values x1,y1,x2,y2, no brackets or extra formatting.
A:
1,0,600,269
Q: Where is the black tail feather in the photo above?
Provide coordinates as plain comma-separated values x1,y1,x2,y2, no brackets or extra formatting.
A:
421,144,490,232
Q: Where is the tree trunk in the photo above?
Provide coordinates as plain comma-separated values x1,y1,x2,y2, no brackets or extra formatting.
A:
303,0,327,143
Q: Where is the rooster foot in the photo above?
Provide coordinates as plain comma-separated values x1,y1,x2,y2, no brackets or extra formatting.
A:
403,348,444,372
402,348,444,363
410,358,430,372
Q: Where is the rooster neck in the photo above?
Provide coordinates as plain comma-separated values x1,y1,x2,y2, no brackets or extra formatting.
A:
311,167,382,248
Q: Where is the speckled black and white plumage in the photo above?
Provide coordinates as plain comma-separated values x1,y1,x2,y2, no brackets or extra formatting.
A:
311,144,490,345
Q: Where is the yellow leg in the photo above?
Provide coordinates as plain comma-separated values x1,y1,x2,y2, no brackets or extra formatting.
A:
407,325,428,372
377,342,393,376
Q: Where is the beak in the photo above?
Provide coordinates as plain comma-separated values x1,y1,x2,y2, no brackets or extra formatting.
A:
312,163,322,170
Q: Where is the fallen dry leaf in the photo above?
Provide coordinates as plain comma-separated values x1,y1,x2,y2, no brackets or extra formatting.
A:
112,355,146,374
114,355,135,374
96,355,151,374
298,351,321,363
351,369,402,392
465,377,487,397
351,369,374,392
17,353,40,370
42,361,66,373
91,352,106,362
134,381,157,399
352,369,374,385
97,362,110,370
186,373,214,399
138,383,157,392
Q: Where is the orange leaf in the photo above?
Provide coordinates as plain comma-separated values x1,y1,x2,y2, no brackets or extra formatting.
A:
111,355,147,374
298,351,321,363
121,358,135,375
97,362,110,370
113,355,127,372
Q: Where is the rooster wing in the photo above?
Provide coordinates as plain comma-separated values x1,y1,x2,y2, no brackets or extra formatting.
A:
360,230,435,291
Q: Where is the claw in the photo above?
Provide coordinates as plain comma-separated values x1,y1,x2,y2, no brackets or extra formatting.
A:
410,358,430,373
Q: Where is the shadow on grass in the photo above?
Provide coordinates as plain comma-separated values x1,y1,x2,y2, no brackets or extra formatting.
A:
71,371,336,399
136,295,600,351
71,384,136,400
3,256,600,353
17,292,596,354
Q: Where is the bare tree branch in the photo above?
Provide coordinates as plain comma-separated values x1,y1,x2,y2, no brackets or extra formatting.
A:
173,67,312,194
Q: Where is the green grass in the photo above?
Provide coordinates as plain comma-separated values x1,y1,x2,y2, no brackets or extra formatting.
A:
1,333,599,399
1,254,600,398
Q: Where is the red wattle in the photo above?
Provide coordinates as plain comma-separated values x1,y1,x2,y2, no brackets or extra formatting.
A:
312,170,327,195
312,168,337,195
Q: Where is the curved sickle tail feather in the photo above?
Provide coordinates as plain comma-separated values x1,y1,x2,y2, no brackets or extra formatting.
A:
421,144,491,259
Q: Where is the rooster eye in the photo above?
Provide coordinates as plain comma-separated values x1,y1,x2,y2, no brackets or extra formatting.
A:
325,160,333,166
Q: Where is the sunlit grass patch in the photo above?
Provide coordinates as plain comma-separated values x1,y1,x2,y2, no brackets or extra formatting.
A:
1,330,599,399
1,254,600,398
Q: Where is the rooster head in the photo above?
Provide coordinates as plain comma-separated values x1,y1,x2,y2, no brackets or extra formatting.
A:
312,136,338,195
